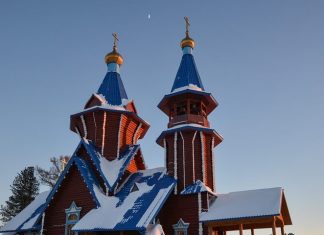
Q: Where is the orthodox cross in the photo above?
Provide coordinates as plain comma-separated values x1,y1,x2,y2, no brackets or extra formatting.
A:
112,32,119,48
184,16,190,34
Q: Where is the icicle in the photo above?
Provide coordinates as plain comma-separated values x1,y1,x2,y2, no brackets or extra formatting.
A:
75,127,81,138
117,116,122,158
163,138,167,169
105,183,109,196
133,123,142,144
179,131,185,188
40,212,45,235
198,192,203,235
174,132,178,194
192,131,197,183
80,115,87,138
101,112,107,156
211,137,215,191
93,112,97,143
200,131,206,183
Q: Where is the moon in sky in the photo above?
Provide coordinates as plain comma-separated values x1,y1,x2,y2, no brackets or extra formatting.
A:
148,14,151,19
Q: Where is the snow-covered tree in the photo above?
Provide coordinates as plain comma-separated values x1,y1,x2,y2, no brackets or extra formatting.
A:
36,156,70,188
0,167,39,222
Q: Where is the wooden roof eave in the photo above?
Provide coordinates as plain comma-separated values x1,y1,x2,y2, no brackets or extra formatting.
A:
281,192,293,225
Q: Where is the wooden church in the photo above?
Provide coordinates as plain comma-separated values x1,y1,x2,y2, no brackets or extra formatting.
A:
0,18,292,235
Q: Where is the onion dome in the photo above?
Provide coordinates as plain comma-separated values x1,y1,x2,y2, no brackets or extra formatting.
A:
105,33,124,65
180,16,195,49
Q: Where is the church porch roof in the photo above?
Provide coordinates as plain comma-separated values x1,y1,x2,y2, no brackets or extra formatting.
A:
200,187,292,227
72,168,176,233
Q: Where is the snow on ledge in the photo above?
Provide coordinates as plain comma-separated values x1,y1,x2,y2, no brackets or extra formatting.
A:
172,83,203,93
180,180,216,195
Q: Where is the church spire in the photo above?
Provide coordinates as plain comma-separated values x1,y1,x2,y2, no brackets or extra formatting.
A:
171,17,204,93
97,33,128,106
157,18,222,194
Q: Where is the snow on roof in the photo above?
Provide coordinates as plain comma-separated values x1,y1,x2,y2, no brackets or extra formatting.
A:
72,168,176,232
200,187,283,222
180,180,216,195
172,83,203,93
0,191,49,233
157,124,223,144
81,139,141,191
146,224,165,235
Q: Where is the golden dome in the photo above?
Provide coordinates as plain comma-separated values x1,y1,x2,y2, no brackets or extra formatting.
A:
105,33,124,65
105,47,124,65
181,16,195,49
180,35,195,49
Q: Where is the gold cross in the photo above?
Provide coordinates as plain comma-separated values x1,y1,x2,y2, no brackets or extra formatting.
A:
184,16,190,33
112,32,119,48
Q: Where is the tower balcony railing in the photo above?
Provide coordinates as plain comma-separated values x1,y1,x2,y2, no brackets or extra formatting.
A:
168,114,209,128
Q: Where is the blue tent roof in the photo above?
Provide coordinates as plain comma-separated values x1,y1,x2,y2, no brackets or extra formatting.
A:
97,71,128,106
171,54,205,92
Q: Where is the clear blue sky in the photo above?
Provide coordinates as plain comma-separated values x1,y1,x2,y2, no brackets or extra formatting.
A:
1,1,323,234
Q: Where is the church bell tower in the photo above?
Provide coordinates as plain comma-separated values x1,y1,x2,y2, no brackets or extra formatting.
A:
157,18,222,194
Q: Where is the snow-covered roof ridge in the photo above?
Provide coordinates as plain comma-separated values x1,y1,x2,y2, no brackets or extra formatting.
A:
200,187,283,223
72,169,176,233
180,180,216,195
80,139,142,191
0,191,49,233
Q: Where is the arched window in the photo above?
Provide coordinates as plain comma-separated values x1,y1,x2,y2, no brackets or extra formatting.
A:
172,218,189,235
65,201,81,235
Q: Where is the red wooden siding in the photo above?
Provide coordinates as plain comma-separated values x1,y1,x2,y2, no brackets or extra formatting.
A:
43,164,97,235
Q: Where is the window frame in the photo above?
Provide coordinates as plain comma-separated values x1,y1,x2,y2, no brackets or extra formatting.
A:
65,201,82,235
172,218,189,235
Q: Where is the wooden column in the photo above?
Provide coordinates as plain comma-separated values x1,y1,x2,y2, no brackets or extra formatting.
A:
239,224,243,235
272,217,277,235
208,226,213,235
251,228,254,235
280,226,285,235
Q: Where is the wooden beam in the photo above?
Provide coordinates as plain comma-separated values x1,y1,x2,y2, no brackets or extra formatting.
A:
251,228,254,235
272,217,277,235
239,224,243,235
280,226,285,235
204,216,273,227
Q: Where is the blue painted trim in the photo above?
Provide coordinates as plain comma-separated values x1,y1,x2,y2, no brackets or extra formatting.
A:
45,155,101,211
